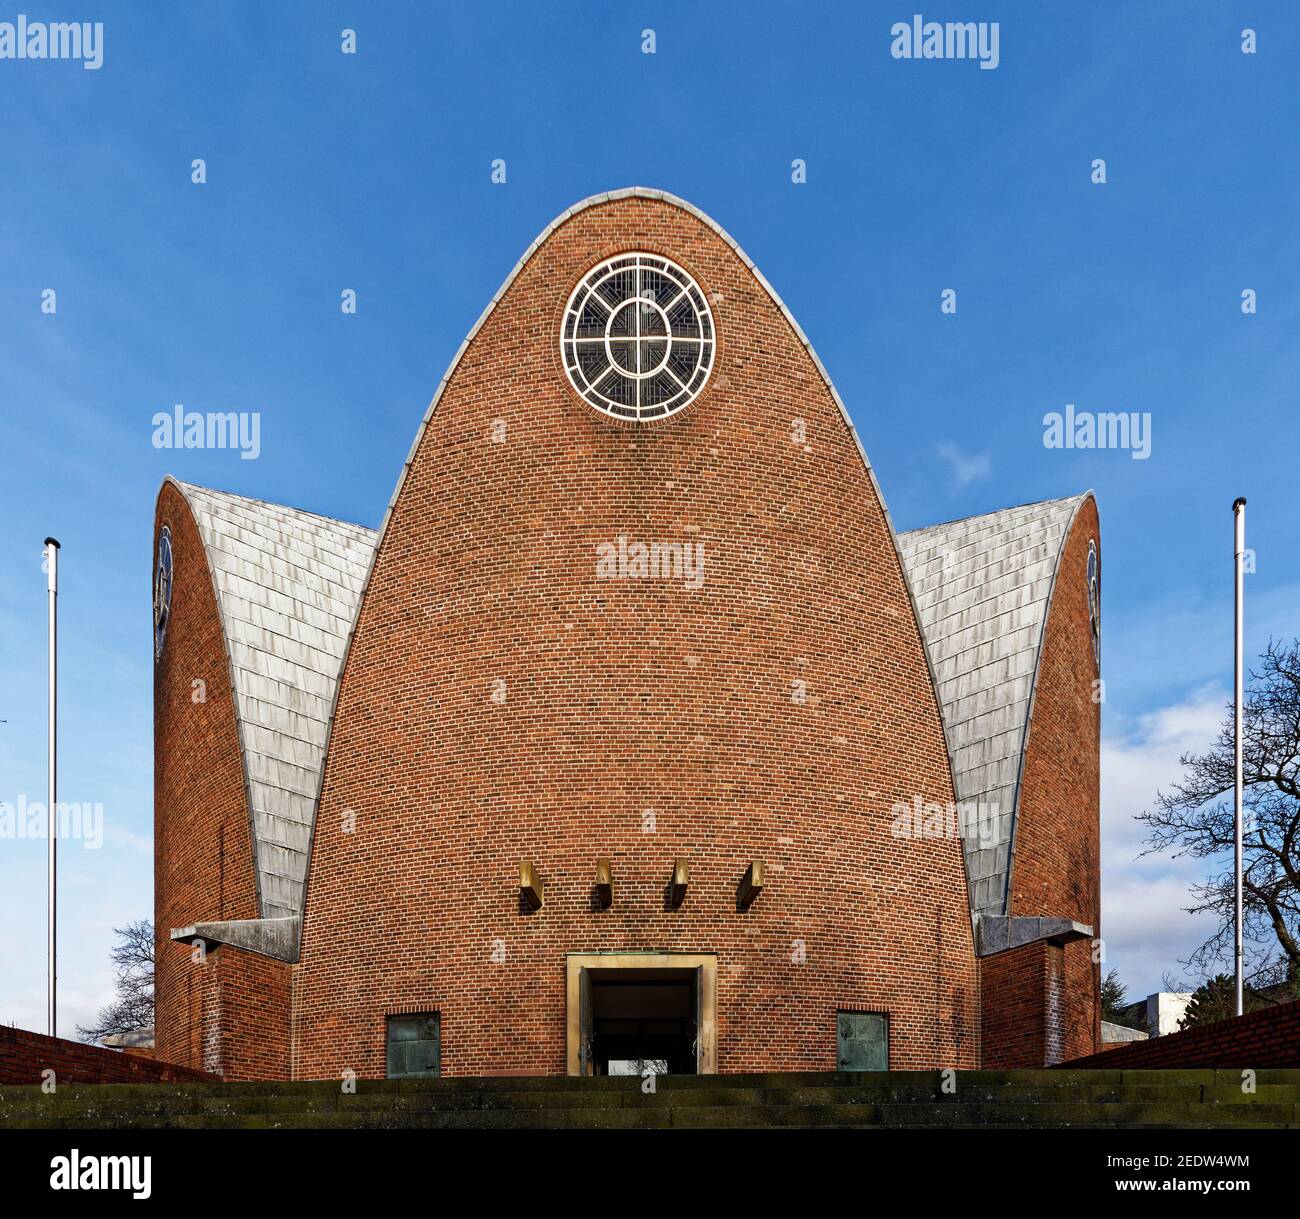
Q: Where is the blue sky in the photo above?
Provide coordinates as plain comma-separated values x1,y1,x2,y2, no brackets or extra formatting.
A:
1,1,1296,1034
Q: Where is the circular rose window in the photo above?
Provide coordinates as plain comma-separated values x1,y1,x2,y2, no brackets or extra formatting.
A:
1087,539,1100,667
561,253,714,421
154,525,174,660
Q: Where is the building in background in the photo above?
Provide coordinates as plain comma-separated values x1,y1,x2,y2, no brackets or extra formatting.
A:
1108,991,1193,1043
99,1029,156,1059
150,190,1101,1080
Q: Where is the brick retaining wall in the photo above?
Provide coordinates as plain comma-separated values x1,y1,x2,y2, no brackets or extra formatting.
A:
1062,999,1299,1068
0,1026,216,1084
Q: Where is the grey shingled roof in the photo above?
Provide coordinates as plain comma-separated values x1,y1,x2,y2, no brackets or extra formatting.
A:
897,494,1089,919
169,479,377,921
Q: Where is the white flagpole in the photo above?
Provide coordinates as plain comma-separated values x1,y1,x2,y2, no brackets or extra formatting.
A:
1232,499,1246,1018
45,537,60,1038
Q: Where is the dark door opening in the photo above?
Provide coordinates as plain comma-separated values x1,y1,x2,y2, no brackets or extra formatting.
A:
585,967,698,1076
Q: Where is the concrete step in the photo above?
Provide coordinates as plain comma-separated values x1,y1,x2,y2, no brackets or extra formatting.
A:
7,1080,1298,1113
8,1066,1294,1098
0,1082,1243,1118
13,1101,1295,1130
3,1071,1298,1129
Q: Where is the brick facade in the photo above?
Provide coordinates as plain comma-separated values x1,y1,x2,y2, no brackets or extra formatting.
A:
1064,1000,1300,1069
1005,497,1102,1061
290,193,980,1078
0,1026,214,1085
153,481,285,1078
152,191,1103,1080
977,498,1102,1067
980,939,1065,1069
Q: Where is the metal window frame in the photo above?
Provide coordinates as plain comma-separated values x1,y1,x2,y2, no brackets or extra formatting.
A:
561,253,715,422
153,525,174,659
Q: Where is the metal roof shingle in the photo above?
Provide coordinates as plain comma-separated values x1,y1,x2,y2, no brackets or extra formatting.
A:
173,480,377,921
898,494,1086,919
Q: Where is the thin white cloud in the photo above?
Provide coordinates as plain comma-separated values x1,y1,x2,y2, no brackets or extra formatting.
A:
104,825,154,855
0,984,111,1044
936,442,992,490
1101,685,1228,994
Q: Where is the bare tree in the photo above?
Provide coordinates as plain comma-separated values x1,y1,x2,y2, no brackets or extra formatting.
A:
1138,640,1300,994
76,919,155,1044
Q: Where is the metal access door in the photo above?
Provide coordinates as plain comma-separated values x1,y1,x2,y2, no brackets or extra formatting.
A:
837,1011,889,1071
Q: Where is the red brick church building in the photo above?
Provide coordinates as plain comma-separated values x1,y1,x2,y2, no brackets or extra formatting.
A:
151,189,1101,1080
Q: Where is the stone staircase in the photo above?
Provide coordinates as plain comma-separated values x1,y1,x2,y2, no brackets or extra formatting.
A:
2,1069,1297,1129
